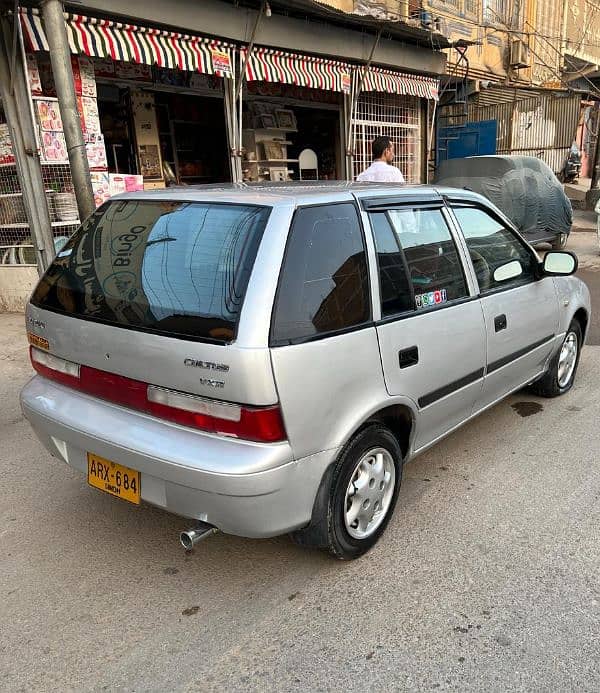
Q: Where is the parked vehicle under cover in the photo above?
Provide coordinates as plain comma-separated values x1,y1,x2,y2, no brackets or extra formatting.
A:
434,155,573,250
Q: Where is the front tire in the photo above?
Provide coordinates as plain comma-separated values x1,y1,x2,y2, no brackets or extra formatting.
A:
292,425,403,560
529,319,582,397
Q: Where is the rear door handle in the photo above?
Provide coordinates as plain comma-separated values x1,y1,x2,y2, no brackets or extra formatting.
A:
399,346,419,368
494,314,507,332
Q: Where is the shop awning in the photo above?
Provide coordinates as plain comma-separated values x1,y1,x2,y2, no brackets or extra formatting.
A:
20,8,234,78
242,47,352,93
359,67,439,100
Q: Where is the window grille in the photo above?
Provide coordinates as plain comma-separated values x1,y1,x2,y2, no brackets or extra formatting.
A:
352,92,422,183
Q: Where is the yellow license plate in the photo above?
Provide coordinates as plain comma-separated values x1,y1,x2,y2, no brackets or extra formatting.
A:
87,453,141,505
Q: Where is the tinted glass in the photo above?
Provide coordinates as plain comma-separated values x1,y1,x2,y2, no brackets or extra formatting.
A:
386,208,468,309
370,212,413,316
271,203,370,344
31,200,270,342
453,207,536,293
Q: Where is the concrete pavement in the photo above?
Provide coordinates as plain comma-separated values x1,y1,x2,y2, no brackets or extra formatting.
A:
2,311,600,692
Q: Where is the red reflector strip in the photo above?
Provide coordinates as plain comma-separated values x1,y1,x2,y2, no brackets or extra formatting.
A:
29,347,286,443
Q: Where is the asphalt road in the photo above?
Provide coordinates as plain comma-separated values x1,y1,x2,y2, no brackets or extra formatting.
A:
2,296,600,691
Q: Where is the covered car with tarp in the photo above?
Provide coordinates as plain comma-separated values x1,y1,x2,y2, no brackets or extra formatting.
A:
434,155,572,249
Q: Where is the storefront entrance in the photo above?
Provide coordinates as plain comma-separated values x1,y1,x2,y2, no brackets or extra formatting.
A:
241,83,344,182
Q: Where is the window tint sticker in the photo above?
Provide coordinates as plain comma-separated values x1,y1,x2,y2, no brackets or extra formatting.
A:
415,289,447,309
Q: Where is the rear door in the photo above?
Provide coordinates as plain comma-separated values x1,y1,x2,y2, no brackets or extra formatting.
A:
366,200,486,452
28,197,279,406
269,201,384,460
449,203,559,411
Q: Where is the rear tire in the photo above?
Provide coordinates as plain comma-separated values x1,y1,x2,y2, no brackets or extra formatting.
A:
291,425,402,560
552,233,568,250
529,319,582,397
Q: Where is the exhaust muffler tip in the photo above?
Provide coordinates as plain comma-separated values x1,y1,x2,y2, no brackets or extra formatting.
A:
180,522,219,551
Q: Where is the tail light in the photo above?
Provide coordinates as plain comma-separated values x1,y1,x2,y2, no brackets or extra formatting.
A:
29,347,286,443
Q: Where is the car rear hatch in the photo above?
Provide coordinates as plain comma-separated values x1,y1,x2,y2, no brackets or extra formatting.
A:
26,197,285,443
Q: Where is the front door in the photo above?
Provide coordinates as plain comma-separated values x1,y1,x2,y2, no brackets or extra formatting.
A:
368,204,486,451
450,205,559,412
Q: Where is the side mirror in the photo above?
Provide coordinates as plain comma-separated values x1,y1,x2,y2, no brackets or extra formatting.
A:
543,251,577,276
493,260,523,283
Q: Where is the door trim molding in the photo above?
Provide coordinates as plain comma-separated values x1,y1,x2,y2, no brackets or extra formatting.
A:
418,367,485,408
487,334,555,374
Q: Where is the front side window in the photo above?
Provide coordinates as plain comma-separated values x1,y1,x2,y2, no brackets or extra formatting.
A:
371,207,468,316
452,206,537,293
271,203,370,345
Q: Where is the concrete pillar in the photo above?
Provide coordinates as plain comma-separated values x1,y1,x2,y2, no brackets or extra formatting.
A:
40,0,95,222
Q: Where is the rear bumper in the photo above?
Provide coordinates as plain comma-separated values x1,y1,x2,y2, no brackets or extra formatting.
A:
20,376,335,538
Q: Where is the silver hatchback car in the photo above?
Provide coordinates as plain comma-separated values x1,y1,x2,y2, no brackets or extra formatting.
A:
21,183,590,559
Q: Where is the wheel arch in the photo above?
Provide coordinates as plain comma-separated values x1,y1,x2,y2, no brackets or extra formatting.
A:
573,307,589,341
290,402,416,547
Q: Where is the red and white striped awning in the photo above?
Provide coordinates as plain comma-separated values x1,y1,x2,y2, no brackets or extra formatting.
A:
20,8,233,77
359,67,439,100
242,47,352,93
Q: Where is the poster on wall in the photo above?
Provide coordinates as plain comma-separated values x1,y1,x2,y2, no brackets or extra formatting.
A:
137,144,161,178
0,124,15,164
90,172,110,207
77,56,97,98
108,173,144,196
41,131,68,162
36,100,63,131
77,96,101,133
26,54,42,95
85,133,108,169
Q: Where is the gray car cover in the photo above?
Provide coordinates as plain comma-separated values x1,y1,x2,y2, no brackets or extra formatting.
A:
434,155,572,238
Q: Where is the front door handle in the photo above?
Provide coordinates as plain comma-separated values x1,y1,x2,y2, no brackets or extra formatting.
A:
399,346,419,369
494,314,507,332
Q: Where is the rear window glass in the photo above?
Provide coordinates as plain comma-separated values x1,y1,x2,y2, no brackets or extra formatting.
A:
31,200,270,342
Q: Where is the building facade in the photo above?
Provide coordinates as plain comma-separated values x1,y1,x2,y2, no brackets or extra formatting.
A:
0,0,447,307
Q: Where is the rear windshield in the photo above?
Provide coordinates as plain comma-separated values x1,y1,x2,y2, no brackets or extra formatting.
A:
31,199,271,342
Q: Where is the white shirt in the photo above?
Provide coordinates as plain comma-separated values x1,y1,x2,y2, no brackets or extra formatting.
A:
357,160,405,183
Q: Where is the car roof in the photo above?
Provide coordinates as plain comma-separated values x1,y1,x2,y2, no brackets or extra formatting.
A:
110,181,487,207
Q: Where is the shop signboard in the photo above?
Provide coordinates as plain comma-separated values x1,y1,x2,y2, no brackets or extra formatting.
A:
211,49,232,77
341,73,351,94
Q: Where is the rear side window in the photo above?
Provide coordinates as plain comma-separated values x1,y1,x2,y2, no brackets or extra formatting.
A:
271,203,370,345
31,200,270,342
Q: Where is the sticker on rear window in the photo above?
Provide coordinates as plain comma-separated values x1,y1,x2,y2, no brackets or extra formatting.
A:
415,289,447,309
